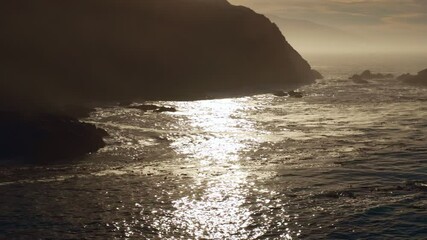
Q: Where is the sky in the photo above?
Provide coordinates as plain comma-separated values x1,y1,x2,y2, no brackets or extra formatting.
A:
229,0,427,53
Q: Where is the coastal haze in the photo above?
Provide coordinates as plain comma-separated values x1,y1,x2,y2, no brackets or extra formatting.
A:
230,0,427,54
1,0,427,239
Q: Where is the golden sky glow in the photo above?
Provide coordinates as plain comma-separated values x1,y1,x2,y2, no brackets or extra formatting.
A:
229,0,427,53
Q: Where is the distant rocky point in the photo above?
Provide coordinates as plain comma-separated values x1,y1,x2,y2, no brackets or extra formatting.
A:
349,70,394,84
398,69,427,86
311,70,324,80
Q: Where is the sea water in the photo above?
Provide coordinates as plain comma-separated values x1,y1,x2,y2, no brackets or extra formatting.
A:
1,53,426,239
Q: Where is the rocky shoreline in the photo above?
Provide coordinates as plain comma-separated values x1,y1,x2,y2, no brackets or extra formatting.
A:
0,111,107,164
0,0,319,163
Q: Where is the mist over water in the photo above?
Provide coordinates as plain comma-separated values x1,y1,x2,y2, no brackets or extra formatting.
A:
1,53,426,239
306,53,427,74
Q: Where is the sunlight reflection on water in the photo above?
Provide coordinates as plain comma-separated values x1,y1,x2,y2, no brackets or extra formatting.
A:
170,98,259,163
156,98,284,239
2,57,427,240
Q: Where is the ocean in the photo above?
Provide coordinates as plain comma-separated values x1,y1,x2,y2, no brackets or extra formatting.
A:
1,53,426,239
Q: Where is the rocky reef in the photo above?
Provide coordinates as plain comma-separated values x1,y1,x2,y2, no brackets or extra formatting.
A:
0,112,107,163
273,90,303,98
128,104,177,113
398,69,427,86
350,70,394,84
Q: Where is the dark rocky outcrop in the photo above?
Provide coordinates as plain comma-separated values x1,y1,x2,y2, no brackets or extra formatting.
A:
397,73,414,81
350,75,369,84
0,0,316,110
273,90,303,98
311,69,324,80
155,107,177,113
129,104,177,113
273,91,288,97
349,70,394,83
399,69,427,86
288,90,303,98
58,105,96,119
0,112,107,163
359,70,394,79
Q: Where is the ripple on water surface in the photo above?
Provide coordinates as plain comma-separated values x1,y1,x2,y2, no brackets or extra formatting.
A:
1,71,427,239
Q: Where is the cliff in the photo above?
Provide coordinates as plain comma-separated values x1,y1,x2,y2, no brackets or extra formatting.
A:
0,0,315,110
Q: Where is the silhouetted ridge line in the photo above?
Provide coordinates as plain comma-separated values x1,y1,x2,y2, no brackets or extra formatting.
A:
0,0,315,110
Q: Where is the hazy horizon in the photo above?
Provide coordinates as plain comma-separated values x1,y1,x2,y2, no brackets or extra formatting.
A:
230,0,427,54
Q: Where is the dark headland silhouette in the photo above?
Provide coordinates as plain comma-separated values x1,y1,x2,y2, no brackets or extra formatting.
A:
0,0,318,162
0,0,318,109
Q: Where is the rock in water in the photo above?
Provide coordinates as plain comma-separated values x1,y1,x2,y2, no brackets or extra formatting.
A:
401,69,427,86
0,0,316,108
129,104,177,113
273,91,288,97
350,75,369,84
350,70,394,82
288,90,303,98
397,73,414,81
0,112,108,163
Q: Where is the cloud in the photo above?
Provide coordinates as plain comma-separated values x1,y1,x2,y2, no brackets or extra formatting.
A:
383,13,427,25
229,0,427,52
229,0,427,28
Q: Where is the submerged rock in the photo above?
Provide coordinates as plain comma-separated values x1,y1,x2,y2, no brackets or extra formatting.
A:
0,0,316,109
129,105,160,112
397,73,414,81
0,112,107,163
400,68,427,86
129,104,177,113
273,90,288,97
349,70,394,82
154,107,177,113
273,90,303,98
350,75,369,84
288,90,303,98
